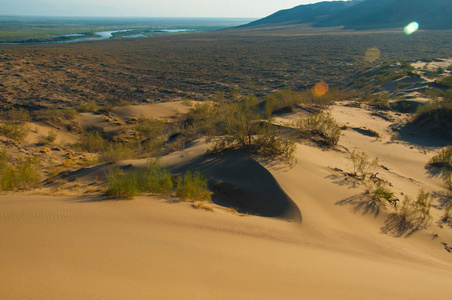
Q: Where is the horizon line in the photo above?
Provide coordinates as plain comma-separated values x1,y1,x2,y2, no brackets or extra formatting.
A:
0,15,259,20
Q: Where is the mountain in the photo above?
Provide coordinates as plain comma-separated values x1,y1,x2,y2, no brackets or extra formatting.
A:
241,0,452,30
240,1,355,28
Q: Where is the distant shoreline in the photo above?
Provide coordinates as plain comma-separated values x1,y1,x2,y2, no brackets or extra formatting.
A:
0,16,255,44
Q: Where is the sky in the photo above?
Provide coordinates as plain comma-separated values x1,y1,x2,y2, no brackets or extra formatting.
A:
0,0,342,18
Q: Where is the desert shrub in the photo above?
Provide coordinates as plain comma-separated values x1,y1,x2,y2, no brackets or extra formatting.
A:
429,146,452,189
184,102,218,137
0,151,41,191
398,196,416,223
415,189,432,220
390,99,413,113
35,108,79,122
62,108,79,119
397,190,432,226
78,131,106,153
76,102,99,113
350,150,379,180
294,112,341,146
366,181,395,203
444,89,452,101
0,123,30,141
254,120,296,163
423,88,444,100
437,76,452,88
115,100,131,106
436,67,446,75
4,108,31,124
98,105,115,114
443,202,452,223
369,93,391,110
135,116,165,138
99,143,136,162
105,169,138,199
176,171,212,201
264,88,301,114
447,65,452,71
105,161,173,199
209,93,296,162
36,131,57,145
136,161,173,195
412,98,452,140
353,76,372,89
134,116,166,154
376,69,406,84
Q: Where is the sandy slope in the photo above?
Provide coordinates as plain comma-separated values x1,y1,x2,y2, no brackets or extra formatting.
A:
1,192,452,300
1,102,452,299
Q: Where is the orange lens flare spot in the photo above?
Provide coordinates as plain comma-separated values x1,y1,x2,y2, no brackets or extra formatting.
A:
312,81,329,97
365,47,381,62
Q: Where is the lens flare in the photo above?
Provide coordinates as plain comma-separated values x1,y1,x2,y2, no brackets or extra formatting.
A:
404,22,419,35
365,47,381,62
312,81,329,97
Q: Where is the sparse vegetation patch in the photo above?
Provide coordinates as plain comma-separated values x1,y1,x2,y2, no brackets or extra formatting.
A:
428,146,452,189
0,150,42,191
0,123,30,141
105,161,211,202
293,112,341,146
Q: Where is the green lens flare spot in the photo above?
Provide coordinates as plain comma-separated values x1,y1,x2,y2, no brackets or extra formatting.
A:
404,22,419,35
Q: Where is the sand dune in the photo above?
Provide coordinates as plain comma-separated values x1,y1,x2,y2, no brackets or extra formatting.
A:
1,101,452,299
1,190,451,299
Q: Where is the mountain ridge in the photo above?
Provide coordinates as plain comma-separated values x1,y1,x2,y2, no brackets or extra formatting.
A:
240,0,452,30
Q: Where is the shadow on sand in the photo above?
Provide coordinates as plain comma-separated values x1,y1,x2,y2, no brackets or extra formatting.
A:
167,149,302,223
336,194,381,217
380,213,431,238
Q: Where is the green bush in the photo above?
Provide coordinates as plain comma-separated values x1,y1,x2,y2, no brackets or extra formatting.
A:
76,102,99,113
369,93,391,110
209,93,296,162
134,116,166,155
423,88,444,100
429,146,452,189
99,143,136,162
437,76,452,88
436,67,446,74
36,108,79,122
78,131,107,153
4,108,31,124
105,169,138,199
366,181,395,203
415,189,432,220
294,112,341,146
176,171,212,201
105,161,173,199
0,123,30,141
136,161,173,195
350,150,379,180
398,190,432,224
0,150,41,191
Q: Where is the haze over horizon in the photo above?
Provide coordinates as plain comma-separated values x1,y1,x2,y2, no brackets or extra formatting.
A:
1,0,345,18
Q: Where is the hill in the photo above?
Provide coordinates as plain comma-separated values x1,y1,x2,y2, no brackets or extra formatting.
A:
241,0,452,30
